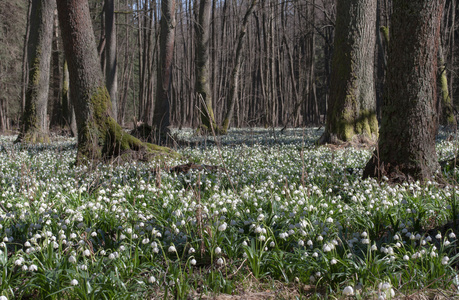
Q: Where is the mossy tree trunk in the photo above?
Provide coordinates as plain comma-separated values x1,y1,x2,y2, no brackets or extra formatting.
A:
57,0,177,163
153,0,176,140
363,0,444,182
195,0,219,132
220,0,258,134
16,0,56,144
319,0,378,145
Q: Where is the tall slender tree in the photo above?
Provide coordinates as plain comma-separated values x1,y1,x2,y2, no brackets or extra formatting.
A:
195,0,218,132
153,0,176,138
220,0,258,134
319,0,378,144
56,0,176,163
16,0,56,143
363,0,444,182
105,0,118,121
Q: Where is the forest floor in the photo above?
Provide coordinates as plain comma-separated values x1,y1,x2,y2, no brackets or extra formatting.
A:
0,127,459,299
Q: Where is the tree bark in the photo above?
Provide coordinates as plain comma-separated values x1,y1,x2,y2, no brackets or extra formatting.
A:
16,0,56,144
57,0,177,163
363,0,444,182
153,0,176,138
319,0,378,145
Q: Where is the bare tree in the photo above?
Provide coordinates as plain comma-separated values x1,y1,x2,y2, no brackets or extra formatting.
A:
220,0,258,134
105,0,118,121
57,0,176,163
16,0,56,143
364,0,444,182
319,0,378,144
153,0,176,138
195,0,218,132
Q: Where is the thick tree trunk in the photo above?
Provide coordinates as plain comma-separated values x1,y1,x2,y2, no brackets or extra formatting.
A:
105,0,118,121
195,0,219,132
16,0,56,144
220,0,257,134
57,0,177,163
363,0,444,182
153,0,176,138
319,0,378,144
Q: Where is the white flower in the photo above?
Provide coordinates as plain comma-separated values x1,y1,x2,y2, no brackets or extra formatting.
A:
14,259,23,266
29,264,38,272
442,256,449,265
330,258,337,265
83,249,91,257
218,223,227,231
317,235,323,242
298,240,304,246
307,240,313,247
22,265,28,271
258,235,266,241
449,232,456,239
403,255,409,261
361,238,370,245
69,255,77,263
343,285,354,296
168,245,176,253
444,240,451,246
108,253,116,260
269,241,275,247
436,233,442,239
148,276,156,284
215,247,222,255
190,258,197,265
0,296,7,300
361,231,368,238
371,244,378,251
323,244,332,252
216,258,224,265
70,279,78,286
142,238,150,244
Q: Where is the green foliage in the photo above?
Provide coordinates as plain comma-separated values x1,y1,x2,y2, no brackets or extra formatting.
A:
0,128,458,298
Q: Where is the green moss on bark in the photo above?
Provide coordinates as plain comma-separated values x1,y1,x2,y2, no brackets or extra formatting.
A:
76,86,180,164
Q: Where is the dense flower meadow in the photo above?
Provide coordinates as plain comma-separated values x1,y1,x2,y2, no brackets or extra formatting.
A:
1,128,459,299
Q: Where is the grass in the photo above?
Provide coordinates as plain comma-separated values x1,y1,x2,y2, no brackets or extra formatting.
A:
0,127,459,299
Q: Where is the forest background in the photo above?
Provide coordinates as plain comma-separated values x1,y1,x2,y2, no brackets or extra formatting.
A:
1,0,457,134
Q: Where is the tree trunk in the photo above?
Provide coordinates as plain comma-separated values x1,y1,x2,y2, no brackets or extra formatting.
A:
220,0,258,134
16,0,56,144
153,0,176,138
50,9,62,128
438,44,456,128
195,0,219,132
363,0,444,182
319,0,378,144
57,0,177,163
105,0,118,122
